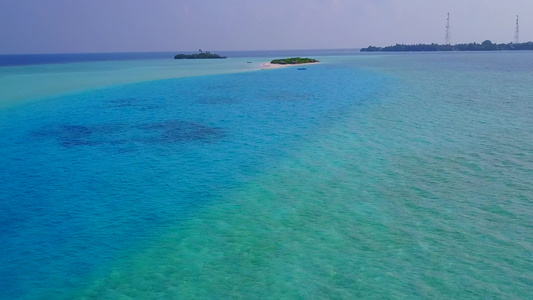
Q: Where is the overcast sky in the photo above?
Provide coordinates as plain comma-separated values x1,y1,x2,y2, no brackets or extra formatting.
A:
1,0,532,54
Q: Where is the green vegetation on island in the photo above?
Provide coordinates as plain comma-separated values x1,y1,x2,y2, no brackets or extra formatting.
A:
361,40,533,52
270,57,319,65
174,49,226,59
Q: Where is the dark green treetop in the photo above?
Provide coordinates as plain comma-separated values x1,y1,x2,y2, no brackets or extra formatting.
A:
270,57,319,64
174,49,227,59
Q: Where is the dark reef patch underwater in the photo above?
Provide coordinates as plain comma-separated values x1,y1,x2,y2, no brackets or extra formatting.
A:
32,120,224,148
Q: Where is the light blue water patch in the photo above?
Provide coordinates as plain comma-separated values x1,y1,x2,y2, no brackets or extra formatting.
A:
0,57,263,108
1,52,532,299
0,63,389,299
71,52,532,299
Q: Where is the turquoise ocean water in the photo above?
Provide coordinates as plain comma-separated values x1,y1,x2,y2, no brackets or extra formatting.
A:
1,51,532,299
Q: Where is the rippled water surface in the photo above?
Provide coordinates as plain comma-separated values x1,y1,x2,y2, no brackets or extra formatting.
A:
1,52,532,299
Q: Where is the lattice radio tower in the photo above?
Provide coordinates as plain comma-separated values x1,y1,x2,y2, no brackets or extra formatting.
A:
445,13,451,45
514,15,519,43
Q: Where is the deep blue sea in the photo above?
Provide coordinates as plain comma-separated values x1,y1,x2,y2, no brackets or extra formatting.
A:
0,51,532,299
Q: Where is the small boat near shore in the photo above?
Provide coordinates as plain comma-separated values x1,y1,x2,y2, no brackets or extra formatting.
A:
298,67,307,70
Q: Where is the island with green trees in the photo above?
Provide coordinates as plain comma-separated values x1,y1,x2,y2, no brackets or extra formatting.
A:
174,49,226,59
270,57,319,65
361,40,533,52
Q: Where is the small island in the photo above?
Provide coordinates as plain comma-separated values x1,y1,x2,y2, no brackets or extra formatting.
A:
361,40,533,52
174,49,226,59
270,57,319,65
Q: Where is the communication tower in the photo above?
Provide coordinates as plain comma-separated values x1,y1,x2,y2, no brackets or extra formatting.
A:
445,13,451,45
514,15,519,43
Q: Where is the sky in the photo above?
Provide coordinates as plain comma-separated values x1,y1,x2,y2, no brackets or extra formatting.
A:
0,0,532,54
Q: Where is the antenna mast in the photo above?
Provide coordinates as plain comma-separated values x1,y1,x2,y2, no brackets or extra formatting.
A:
445,13,451,45
514,15,519,43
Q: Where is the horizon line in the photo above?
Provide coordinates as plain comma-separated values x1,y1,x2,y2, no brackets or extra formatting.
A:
0,48,364,56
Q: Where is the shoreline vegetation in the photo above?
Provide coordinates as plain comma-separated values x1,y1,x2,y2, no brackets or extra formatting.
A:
174,49,226,59
361,40,533,52
270,57,319,64
261,57,319,70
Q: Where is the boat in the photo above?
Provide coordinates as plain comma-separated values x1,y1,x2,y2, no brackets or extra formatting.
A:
297,67,307,70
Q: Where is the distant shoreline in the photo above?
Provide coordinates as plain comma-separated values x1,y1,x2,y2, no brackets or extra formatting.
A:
361,41,533,52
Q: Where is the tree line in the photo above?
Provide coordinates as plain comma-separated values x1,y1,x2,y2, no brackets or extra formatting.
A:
361,41,533,52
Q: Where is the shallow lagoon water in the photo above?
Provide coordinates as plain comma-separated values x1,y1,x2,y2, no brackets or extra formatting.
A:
1,52,532,299
0,57,263,108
